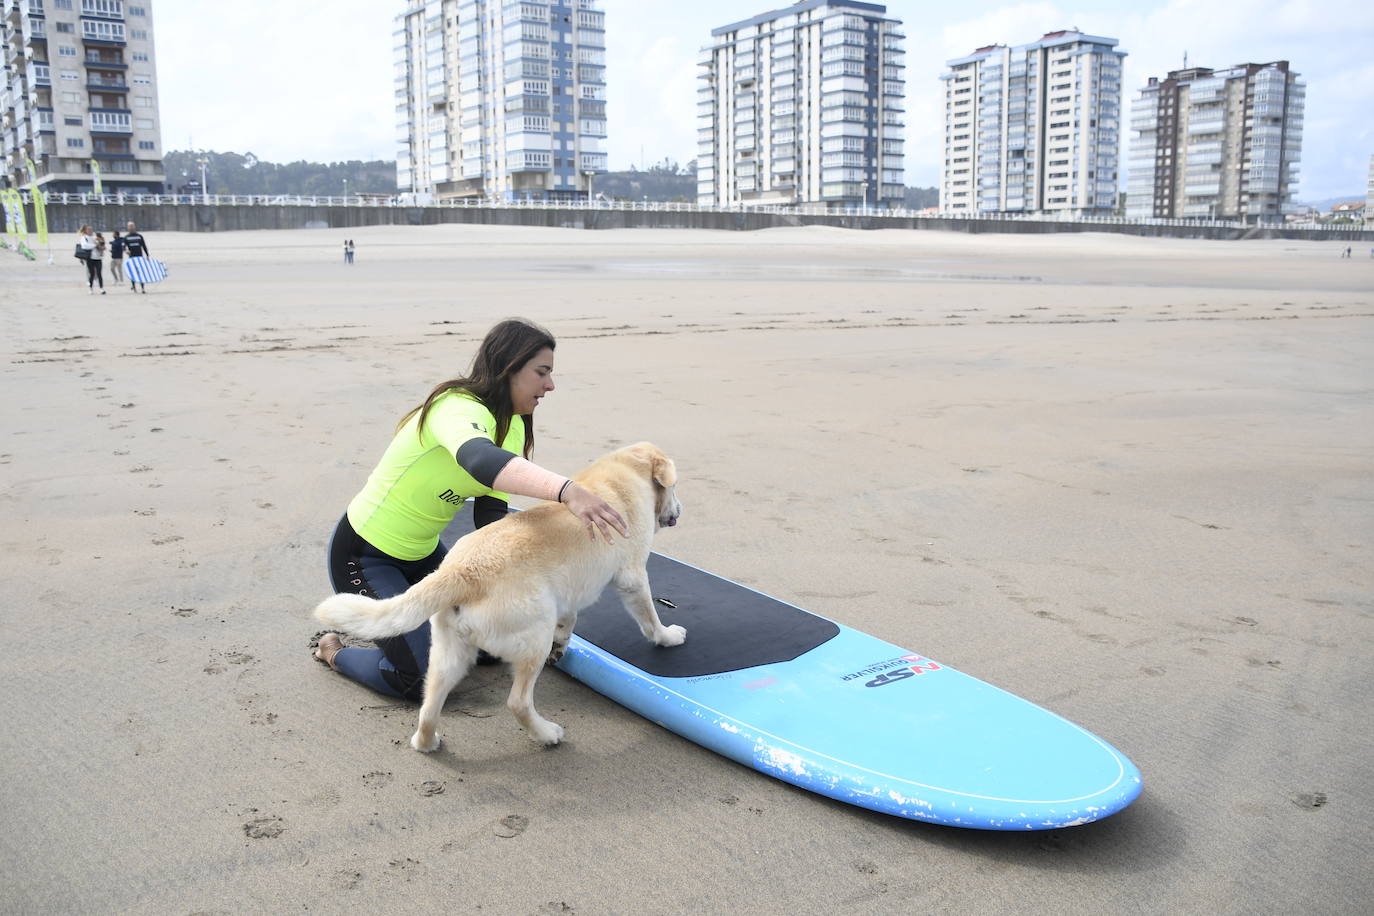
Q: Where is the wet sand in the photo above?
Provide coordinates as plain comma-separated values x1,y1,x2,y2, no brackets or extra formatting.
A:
1,225,1371,914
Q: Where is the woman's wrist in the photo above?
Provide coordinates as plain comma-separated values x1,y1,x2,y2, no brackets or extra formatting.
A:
558,480,573,503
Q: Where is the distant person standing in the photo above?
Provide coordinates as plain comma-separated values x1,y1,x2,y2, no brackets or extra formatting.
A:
124,221,150,292
344,239,355,264
108,230,126,284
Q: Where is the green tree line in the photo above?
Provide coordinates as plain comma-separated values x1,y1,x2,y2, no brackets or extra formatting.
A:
164,150,937,207
162,150,397,197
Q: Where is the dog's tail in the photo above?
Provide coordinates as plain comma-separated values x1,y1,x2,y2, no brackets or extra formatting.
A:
313,573,466,642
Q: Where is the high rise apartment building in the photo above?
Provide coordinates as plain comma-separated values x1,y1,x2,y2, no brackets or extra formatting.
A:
940,30,1124,216
394,0,607,202
1366,154,1373,227
696,0,906,209
1126,62,1304,222
2,0,163,194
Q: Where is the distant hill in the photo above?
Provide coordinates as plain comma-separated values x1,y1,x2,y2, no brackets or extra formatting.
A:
1295,195,1366,211
163,150,396,197
594,161,697,201
599,159,938,209
164,150,939,208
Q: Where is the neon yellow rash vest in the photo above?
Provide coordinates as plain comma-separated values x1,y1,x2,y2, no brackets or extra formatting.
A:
347,390,525,561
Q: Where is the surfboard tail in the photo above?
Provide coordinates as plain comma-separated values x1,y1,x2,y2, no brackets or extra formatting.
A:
313,578,454,641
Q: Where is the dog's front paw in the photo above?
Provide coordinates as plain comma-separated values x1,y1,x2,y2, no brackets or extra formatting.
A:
411,730,441,753
546,642,568,666
655,624,687,647
530,720,564,746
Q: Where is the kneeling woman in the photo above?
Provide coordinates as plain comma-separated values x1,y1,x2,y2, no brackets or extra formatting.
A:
314,318,626,699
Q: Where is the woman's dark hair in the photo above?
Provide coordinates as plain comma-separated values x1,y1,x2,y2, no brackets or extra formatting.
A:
400,318,555,459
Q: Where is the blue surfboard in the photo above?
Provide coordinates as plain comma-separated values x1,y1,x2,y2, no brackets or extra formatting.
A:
444,514,1141,830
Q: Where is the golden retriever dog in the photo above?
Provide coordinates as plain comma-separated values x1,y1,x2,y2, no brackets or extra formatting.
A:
314,442,685,753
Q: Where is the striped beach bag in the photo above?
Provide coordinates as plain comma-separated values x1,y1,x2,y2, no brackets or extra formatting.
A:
125,256,168,285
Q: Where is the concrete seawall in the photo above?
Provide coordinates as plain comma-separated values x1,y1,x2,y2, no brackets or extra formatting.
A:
27,200,1374,242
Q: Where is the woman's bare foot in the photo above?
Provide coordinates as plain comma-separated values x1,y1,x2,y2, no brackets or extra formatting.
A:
314,632,343,670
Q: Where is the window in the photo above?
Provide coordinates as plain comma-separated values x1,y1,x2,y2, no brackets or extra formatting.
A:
132,52,149,62
135,118,153,128
138,140,155,149
129,4,147,13
65,116,82,125
56,22,75,33
61,91,79,103
67,137,85,147
132,74,152,85
58,46,77,57
54,0,73,7
135,96,152,108
61,70,79,81
130,29,148,40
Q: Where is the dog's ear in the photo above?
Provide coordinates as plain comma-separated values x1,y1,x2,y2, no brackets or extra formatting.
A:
628,441,677,488
652,452,677,489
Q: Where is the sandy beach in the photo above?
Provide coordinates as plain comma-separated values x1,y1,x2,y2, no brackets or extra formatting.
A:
2,224,1371,914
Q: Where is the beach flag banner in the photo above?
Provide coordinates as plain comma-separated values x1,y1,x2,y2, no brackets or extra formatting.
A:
24,159,48,246
125,256,168,285
32,186,48,246
90,159,102,195
5,188,28,236
1,190,16,239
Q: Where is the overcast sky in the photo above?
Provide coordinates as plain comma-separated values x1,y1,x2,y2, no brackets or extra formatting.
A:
155,0,1372,201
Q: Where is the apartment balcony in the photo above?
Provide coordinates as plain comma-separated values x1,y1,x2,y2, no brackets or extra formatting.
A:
1184,182,1220,197
1187,119,1224,136
84,51,126,69
82,0,125,19
89,110,131,133
81,19,126,45
84,71,128,91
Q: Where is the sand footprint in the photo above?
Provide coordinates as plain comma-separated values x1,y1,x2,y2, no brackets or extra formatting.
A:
361,771,394,790
493,814,529,838
243,816,285,839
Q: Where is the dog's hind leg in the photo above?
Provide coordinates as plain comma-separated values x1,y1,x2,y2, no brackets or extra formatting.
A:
547,610,575,666
614,568,687,647
411,611,477,753
506,642,564,746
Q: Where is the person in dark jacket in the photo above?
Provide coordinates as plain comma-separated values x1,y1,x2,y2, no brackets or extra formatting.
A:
124,221,150,292
108,230,126,284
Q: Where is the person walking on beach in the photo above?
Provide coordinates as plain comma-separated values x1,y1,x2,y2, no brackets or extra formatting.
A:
344,239,355,264
76,225,105,294
312,318,627,699
124,221,150,292
90,232,107,294
108,230,126,284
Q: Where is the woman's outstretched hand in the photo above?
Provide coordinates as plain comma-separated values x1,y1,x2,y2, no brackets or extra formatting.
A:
560,481,627,543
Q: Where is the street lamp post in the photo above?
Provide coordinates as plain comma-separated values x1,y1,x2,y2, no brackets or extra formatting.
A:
343,178,348,203
196,155,208,203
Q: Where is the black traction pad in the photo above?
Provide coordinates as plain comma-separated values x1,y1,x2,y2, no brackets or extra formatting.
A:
442,510,839,678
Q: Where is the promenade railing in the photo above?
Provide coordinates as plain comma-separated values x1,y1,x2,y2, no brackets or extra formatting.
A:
17,190,1368,233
